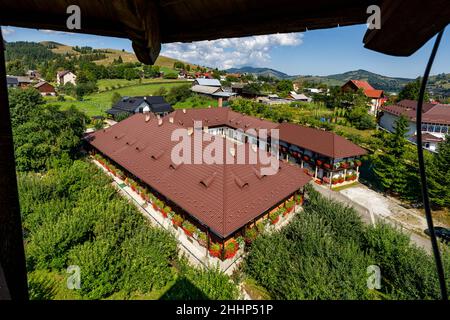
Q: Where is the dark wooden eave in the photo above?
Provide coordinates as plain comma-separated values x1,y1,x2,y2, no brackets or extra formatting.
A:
363,0,450,56
1,0,448,64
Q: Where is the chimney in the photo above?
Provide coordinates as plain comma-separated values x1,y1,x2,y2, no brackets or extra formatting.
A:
187,127,193,136
229,147,236,157
218,97,223,108
158,118,163,126
182,108,186,114
169,117,174,124
145,114,151,122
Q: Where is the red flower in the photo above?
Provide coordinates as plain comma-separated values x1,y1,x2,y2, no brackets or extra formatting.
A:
324,163,331,169
316,160,323,166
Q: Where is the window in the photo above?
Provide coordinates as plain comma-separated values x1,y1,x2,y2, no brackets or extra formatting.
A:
422,123,428,131
442,126,448,134
434,125,441,133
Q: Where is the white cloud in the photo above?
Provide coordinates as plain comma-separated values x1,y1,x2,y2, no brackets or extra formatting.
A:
1,27,15,38
38,29,72,35
161,33,303,70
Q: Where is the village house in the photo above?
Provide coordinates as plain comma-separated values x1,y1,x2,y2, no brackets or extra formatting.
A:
15,76,32,88
341,80,386,115
33,81,56,96
378,99,450,152
289,91,312,102
106,95,174,120
56,70,77,86
191,78,236,105
26,70,41,80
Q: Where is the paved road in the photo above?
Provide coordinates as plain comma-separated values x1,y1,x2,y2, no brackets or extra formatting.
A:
311,183,433,253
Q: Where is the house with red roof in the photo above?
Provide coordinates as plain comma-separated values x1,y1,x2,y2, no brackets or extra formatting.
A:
379,99,450,152
341,80,386,115
85,107,366,262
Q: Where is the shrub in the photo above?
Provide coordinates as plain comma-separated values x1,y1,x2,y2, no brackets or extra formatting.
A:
269,210,280,224
209,243,222,258
182,220,196,237
172,213,184,227
224,239,239,259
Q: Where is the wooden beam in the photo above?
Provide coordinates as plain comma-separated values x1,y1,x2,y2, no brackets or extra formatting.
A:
112,0,161,64
364,0,450,56
0,30,29,300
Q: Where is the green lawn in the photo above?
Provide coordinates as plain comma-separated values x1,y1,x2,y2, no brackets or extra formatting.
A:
46,81,191,117
97,78,188,91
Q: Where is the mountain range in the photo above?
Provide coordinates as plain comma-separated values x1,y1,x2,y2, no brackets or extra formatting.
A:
226,67,450,96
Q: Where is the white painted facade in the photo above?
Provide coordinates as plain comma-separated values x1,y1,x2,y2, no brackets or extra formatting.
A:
57,72,77,86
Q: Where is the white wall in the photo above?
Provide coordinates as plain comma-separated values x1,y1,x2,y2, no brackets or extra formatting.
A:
379,113,416,136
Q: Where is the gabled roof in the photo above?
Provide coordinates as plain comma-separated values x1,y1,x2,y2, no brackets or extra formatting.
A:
194,78,222,87
411,133,444,143
290,92,311,101
381,99,450,125
191,85,222,95
169,107,366,159
57,70,73,78
86,114,310,238
212,91,237,98
33,81,54,89
15,76,32,84
107,96,173,115
276,122,367,159
170,107,278,132
344,80,384,99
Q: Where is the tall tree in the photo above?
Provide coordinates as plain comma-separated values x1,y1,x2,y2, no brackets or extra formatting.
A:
427,136,450,208
372,116,409,193
398,78,430,101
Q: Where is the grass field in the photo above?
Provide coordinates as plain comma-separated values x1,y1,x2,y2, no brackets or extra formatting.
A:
45,81,191,117
97,78,191,91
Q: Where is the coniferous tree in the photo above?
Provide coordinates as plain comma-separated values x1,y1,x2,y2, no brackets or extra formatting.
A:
372,116,409,193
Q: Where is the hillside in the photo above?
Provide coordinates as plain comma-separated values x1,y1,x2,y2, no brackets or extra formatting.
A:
226,66,290,79
41,42,198,69
226,66,450,97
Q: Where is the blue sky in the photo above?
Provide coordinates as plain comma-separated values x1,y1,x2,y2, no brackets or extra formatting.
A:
2,25,449,78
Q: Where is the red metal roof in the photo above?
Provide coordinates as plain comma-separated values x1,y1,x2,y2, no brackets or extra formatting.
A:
344,80,384,99
169,108,367,159
86,114,311,238
381,100,450,125
276,122,367,159
411,133,444,143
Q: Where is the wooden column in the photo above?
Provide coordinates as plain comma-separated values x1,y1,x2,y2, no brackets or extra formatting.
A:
0,30,29,300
